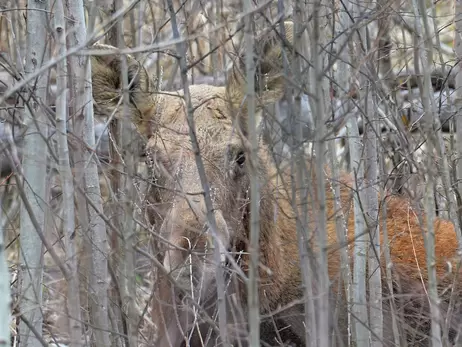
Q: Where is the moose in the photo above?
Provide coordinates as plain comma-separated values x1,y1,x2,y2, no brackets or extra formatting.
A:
89,21,462,347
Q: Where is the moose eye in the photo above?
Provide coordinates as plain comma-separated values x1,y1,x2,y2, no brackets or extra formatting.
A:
236,150,246,167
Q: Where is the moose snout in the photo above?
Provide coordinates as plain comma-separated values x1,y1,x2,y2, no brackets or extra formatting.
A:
154,198,234,347
160,196,232,277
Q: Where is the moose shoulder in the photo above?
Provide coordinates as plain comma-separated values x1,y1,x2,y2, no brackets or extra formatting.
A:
90,22,462,347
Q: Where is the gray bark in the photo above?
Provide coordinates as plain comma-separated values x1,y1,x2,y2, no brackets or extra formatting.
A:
305,0,331,344
343,0,369,344
242,2,260,346
53,0,83,345
288,4,318,345
0,128,12,347
19,0,50,345
65,0,110,345
411,0,443,345
112,0,139,344
360,4,383,346
455,0,462,242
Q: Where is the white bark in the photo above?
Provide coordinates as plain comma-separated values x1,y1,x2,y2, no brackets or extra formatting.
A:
345,0,369,343
454,0,462,244
3,5,21,344
346,117,369,347
334,4,354,345
53,0,82,345
112,0,139,344
242,3,260,344
378,153,400,346
424,17,462,246
290,3,317,345
0,141,12,347
328,137,352,346
19,0,50,345
305,0,331,344
64,0,110,345
360,4,383,346
411,0,443,345
364,94,382,347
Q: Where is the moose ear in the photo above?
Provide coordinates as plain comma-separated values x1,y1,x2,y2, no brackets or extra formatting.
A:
90,42,157,138
256,21,295,70
90,43,121,66
90,43,147,91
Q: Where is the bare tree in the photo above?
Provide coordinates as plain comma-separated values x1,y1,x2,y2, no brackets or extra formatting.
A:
342,0,370,344
411,0,443,345
358,2,383,346
242,1,260,345
53,0,82,345
19,0,50,346
109,0,140,344
65,0,110,345
455,0,462,238
302,0,332,344
0,136,12,347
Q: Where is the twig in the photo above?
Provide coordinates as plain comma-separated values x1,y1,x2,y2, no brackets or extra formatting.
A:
165,0,230,344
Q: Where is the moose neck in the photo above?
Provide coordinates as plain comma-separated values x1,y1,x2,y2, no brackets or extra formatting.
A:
244,147,302,305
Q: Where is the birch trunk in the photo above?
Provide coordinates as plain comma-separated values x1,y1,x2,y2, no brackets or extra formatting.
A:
7,16,24,346
112,0,139,344
347,0,369,343
305,0,331,344
0,141,12,347
334,3,355,345
411,0,443,345
290,2,317,345
242,4,260,345
64,0,110,345
361,5,383,346
454,0,462,243
53,0,82,345
364,93,382,347
19,0,50,345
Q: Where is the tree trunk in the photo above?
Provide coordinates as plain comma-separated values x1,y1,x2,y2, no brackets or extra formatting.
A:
64,0,110,345
19,0,50,346
53,0,83,345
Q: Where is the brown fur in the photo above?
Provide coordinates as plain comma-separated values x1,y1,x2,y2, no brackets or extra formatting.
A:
90,22,462,347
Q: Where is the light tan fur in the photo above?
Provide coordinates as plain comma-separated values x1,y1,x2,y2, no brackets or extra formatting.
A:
90,22,462,347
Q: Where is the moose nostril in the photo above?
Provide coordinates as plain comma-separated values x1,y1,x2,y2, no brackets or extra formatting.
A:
236,150,245,166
